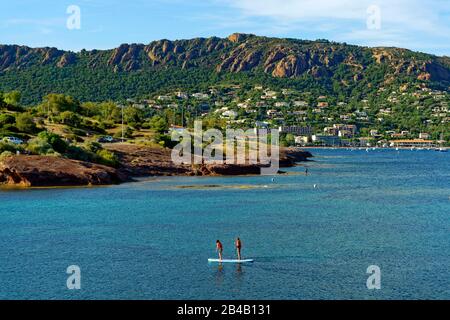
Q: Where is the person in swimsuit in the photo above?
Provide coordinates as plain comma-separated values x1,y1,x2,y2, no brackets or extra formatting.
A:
235,237,242,260
216,240,223,260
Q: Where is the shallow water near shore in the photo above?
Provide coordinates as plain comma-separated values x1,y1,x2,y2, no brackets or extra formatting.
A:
1,149,449,299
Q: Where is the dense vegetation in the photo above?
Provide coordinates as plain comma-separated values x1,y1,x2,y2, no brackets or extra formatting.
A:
0,34,449,105
0,93,124,166
0,34,448,151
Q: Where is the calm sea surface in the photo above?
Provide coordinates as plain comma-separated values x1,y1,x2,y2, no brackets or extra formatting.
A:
1,149,449,299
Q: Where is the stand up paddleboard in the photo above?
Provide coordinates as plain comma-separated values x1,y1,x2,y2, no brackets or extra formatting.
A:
208,258,254,263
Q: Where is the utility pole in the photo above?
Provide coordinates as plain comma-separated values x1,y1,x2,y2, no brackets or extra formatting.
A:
121,104,124,142
172,107,176,127
181,104,184,127
46,99,50,120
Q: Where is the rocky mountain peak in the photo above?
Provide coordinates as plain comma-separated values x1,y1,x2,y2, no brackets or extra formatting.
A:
0,34,449,104
227,33,255,43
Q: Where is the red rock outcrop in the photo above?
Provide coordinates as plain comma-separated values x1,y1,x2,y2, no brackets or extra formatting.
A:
0,155,125,187
0,145,312,187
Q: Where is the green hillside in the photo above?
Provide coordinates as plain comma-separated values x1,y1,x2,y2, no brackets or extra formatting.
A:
0,33,449,105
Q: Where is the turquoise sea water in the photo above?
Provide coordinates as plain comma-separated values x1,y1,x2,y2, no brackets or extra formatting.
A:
0,149,449,300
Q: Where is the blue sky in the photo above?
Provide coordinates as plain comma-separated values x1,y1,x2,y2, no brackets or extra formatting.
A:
1,0,450,56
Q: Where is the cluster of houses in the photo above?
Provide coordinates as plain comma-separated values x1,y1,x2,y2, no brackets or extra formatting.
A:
125,84,448,148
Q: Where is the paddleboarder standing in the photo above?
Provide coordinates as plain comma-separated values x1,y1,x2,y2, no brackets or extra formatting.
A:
235,237,242,260
216,240,223,261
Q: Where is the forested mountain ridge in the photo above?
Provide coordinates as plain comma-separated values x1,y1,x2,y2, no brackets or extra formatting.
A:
0,33,449,104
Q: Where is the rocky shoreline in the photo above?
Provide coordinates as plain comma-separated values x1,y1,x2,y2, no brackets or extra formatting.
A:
0,144,312,187
0,155,125,187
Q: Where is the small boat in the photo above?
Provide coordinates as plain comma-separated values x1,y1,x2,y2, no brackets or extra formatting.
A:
436,147,448,152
